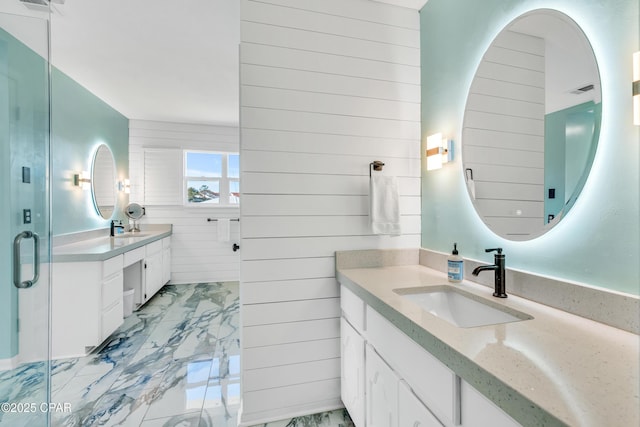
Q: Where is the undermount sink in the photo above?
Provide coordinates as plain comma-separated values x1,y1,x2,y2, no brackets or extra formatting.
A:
114,232,149,238
394,286,532,328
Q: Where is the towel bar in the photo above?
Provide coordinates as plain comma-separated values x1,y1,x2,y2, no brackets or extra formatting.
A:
207,218,240,222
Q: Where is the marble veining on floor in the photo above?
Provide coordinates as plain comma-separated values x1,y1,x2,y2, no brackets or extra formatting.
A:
49,282,241,427
1,282,353,427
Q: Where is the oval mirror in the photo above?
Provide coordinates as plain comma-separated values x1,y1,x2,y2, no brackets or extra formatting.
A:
91,144,117,219
462,9,601,241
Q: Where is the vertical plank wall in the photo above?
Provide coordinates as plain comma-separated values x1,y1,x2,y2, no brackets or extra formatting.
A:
129,120,241,283
463,30,545,239
239,0,421,423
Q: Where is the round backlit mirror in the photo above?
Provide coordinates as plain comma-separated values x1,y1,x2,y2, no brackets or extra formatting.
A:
462,9,601,241
91,144,117,219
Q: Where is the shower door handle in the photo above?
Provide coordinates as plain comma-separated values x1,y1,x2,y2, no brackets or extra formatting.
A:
13,231,40,289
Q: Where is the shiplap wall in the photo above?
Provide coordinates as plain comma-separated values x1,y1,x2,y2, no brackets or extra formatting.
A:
239,0,421,424
463,30,545,240
129,120,240,283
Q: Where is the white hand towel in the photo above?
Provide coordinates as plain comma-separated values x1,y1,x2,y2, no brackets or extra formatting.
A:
466,176,476,199
217,219,231,242
465,169,476,199
369,175,401,236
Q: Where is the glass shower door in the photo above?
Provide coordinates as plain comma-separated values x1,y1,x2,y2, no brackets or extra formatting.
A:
0,7,52,427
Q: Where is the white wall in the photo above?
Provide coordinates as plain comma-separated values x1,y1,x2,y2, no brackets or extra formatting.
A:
239,0,421,423
129,120,240,284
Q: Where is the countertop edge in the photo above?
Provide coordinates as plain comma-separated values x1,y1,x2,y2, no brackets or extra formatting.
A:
52,229,172,263
337,269,569,427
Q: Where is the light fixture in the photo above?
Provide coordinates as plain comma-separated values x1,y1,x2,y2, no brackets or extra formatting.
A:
73,171,91,189
633,51,640,126
118,179,131,194
426,133,453,171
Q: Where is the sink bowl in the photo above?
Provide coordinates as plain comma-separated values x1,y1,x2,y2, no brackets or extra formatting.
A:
393,286,532,328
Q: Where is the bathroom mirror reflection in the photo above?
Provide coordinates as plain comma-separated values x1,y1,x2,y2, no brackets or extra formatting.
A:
462,9,601,241
91,144,117,219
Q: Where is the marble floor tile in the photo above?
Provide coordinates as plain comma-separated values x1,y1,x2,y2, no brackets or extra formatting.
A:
2,282,354,427
251,410,355,427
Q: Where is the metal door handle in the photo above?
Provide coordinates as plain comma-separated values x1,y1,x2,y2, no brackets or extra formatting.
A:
13,231,40,289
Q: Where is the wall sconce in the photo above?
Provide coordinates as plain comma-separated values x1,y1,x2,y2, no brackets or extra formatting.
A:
73,171,91,189
118,179,131,193
633,51,640,126
426,133,453,171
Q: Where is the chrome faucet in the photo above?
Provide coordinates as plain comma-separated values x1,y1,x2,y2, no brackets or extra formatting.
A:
472,248,507,298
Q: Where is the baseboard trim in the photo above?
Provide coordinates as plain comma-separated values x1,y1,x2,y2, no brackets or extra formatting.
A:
0,355,19,372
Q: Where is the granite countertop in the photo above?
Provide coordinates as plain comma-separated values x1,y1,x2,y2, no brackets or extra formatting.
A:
337,264,639,427
53,224,172,262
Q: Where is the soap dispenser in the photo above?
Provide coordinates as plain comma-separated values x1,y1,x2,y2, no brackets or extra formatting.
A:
448,243,464,283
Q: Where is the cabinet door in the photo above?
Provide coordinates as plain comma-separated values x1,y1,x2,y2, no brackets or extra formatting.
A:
399,380,443,427
366,344,398,427
144,251,163,300
341,318,365,427
461,381,521,427
162,246,171,285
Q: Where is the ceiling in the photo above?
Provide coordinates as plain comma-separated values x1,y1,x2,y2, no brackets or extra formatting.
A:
9,0,427,126
49,0,241,126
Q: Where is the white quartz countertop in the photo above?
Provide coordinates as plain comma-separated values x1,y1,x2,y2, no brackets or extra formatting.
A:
53,225,172,262
337,265,639,427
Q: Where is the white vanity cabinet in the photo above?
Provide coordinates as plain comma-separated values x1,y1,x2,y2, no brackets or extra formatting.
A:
366,344,399,427
123,237,171,306
366,306,460,426
460,380,520,427
52,255,124,359
340,286,366,427
399,380,444,427
162,236,171,285
340,318,365,427
100,255,125,342
52,232,172,359
339,284,521,427
143,239,164,300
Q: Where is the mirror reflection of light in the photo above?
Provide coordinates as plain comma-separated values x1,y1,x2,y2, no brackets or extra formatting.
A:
465,326,586,425
185,360,213,410
500,337,587,427
565,124,591,136
229,355,240,376
202,354,241,412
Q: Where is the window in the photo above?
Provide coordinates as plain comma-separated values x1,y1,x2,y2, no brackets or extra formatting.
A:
184,151,239,206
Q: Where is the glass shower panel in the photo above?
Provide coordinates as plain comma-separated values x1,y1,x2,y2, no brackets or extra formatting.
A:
0,7,51,427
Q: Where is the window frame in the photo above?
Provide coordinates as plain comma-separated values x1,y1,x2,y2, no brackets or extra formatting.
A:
183,150,239,207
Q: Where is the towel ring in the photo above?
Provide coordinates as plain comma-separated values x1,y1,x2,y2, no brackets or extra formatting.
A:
369,161,385,177
465,168,474,181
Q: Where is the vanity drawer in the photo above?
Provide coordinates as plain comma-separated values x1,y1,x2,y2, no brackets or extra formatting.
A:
162,236,171,248
366,306,460,426
146,240,163,256
103,255,123,278
123,246,145,267
341,285,365,332
102,271,123,309
101,300,123,341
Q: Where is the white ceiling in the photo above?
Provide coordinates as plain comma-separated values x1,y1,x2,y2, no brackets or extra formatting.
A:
6,0,427,126
50,0,241,126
